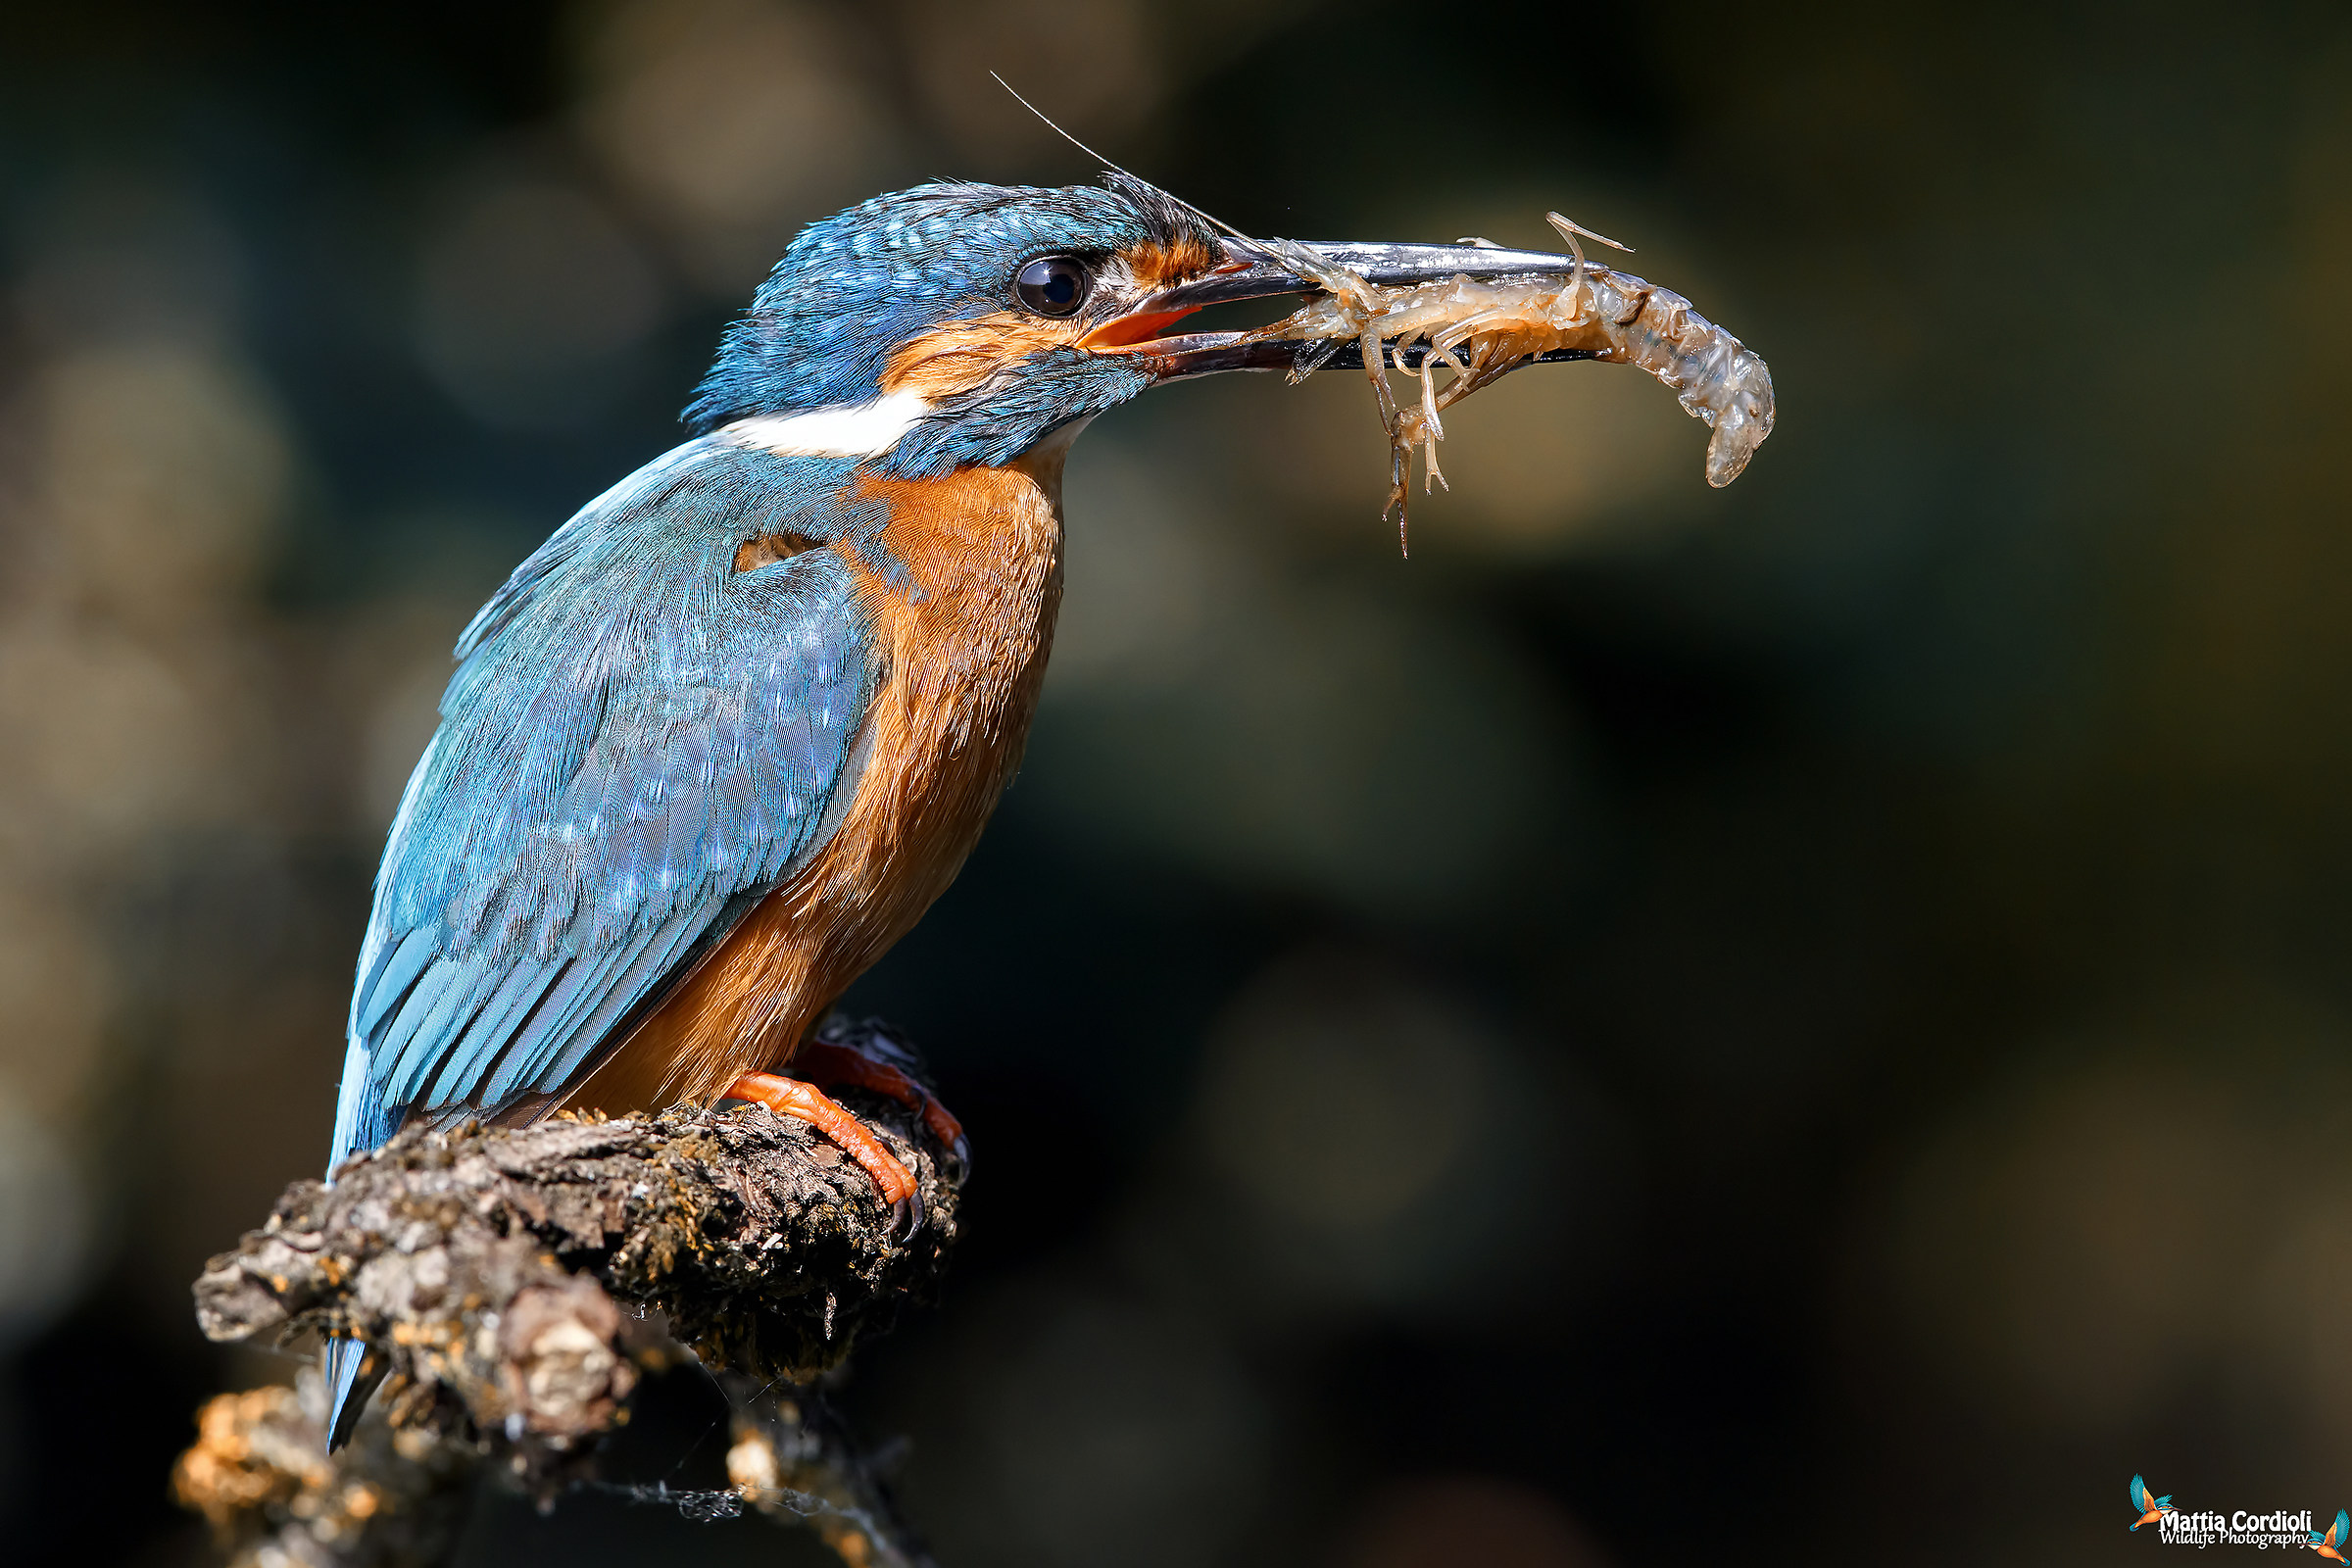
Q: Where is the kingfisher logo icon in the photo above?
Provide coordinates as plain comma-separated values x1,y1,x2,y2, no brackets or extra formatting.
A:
2131,1476,2176,1532
2312,1510,2351,1563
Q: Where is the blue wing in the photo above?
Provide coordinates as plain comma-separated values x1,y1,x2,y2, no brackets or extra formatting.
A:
2331,1510,2347,1547
330,440,879,1173
2131,1476,2151,1511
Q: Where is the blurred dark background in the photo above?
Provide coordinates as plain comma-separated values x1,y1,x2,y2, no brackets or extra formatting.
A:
3,1,2349,1563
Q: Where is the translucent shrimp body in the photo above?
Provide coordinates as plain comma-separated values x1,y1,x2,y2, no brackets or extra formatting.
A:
1246,228,1776,536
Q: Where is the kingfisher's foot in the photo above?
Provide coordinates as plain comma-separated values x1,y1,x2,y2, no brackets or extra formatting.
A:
722,1072,917,1216
792,1037,970,1178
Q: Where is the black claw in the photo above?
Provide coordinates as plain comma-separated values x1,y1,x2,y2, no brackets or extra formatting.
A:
890,1185,924,1241
943,1134,972,1185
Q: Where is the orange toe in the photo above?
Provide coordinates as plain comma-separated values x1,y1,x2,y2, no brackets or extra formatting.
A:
791,1039,967,1164
722,1071,915,1206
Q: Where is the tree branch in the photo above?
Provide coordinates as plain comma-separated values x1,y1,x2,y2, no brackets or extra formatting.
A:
176,1018,962,1567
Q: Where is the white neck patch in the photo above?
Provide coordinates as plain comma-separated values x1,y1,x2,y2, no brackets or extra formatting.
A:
721,390,935,460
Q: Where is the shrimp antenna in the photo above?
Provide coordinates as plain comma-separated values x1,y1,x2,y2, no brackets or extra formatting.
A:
989,72,1263,246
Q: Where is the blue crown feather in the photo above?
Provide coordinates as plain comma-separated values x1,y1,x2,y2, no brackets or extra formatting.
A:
683,172,1205,433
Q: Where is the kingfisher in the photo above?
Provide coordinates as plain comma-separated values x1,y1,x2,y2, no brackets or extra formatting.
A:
2129,1476,2177,1531
322,170,1599,1444
2312,1509,2350,1562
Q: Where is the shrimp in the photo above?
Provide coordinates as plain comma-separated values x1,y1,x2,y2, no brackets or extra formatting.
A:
1246,215,1776,552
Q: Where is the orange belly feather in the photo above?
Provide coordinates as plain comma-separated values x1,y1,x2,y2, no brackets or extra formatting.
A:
560,444,1068,1114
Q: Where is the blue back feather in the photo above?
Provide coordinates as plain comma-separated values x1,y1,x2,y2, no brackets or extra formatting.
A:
330,440,884,1174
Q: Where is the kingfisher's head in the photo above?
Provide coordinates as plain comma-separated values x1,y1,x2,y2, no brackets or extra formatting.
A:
682,172,1216,475
683,172,1596,477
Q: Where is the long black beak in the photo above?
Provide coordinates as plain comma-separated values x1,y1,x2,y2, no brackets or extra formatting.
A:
1111,236,1608,380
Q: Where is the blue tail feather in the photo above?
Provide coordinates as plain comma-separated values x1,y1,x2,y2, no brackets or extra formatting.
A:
323,1336,381,1450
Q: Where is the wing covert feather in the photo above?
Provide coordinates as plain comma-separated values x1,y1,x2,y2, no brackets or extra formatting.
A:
331,442,878,1171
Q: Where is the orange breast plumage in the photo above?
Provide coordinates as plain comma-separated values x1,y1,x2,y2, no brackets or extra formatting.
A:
563,445,1070,1115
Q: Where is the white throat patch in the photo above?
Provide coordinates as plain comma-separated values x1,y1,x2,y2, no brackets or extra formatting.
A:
720,390,935,460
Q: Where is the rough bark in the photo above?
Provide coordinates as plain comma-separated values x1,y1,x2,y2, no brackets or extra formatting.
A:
176,1018,960,1567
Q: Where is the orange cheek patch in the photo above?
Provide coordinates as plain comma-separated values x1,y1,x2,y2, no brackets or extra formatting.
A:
881,312,1083,398
879,244,1221,389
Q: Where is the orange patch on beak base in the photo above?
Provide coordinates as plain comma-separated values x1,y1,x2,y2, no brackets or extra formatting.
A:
1077,307,1200,351
1125,237,1221,288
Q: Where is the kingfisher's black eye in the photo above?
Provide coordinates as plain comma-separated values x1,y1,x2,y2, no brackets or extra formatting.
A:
1014,255,1091,317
